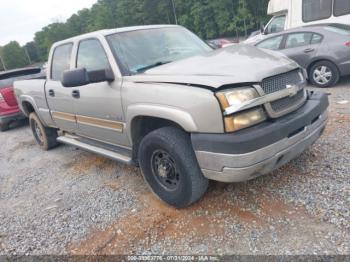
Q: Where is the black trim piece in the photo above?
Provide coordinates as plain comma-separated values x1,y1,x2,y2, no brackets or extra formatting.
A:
191,92,329,155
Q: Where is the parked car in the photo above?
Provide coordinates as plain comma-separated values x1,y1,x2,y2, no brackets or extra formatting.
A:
15,25,328,208
246,0,350,44
0,67,45,131
254,23,350,88
207,38,237,49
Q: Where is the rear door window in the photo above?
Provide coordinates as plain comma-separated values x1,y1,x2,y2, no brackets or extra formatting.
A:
302,0,332,22
256,35,284,50
311,33,323,44
285,33,313,49
334,0,350,16
51,43,73,81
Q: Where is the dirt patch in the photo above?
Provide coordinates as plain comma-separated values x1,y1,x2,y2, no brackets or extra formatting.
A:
9,140,36,153
335,114,350,123
70,182,310,255
64,154,115,174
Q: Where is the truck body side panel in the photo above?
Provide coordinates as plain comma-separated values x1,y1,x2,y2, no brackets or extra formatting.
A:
14,79,56,127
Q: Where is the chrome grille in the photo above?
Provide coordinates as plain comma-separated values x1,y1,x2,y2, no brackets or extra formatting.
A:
261,69,306,117
261,69,302,94
271,90,305,112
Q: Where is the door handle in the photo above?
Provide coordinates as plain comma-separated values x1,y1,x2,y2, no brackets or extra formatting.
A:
48,89,55,97
304,48,315,53
72,90,80,99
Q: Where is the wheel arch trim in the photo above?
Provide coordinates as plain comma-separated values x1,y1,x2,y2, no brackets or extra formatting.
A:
20,96,51,126
126,104,198,144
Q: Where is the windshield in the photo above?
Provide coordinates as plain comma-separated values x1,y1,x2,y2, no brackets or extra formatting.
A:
106,27,212,75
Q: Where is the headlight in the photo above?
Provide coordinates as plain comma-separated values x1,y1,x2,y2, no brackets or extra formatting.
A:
216,88,259,110
216,88,267,132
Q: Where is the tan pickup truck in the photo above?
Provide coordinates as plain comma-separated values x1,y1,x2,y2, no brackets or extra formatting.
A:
14,25,328,208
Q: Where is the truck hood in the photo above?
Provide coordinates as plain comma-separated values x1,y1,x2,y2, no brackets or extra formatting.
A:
127,44,299,89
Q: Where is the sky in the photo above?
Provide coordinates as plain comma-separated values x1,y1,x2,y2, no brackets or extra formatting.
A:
0,0,97,46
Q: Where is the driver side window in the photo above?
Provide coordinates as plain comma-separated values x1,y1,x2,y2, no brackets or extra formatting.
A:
77,39,110,72
266,16,286,34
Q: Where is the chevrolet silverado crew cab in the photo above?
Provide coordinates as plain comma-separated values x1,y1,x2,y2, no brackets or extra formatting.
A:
14,25,328,208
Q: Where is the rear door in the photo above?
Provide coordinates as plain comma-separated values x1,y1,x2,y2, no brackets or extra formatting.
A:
280,32,322,68
72,37,127,146
45,43,78,132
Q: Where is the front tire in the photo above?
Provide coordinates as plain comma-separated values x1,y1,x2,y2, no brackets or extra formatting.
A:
29,112,59,150
309,61,339,88
138,127,209,208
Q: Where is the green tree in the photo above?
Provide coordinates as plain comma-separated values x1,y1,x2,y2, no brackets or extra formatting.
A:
34,22,72,60
24,42,40,64
27,0,270,62
0,46,5,71
2,41,29,70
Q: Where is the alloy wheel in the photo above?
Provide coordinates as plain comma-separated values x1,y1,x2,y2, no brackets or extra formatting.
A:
313,66,332,86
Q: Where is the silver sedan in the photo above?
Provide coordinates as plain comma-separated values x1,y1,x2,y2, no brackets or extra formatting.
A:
254,23,350,87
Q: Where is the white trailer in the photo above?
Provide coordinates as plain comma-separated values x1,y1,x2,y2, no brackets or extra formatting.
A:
246,0,350,43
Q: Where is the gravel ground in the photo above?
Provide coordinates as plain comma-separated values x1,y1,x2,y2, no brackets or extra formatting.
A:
0,77,349,255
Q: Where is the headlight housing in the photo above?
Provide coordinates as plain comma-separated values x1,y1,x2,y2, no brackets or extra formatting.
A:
216,87,267,132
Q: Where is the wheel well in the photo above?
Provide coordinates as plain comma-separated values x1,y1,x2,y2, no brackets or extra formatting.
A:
22,101,35,116
131,116,184,162
307,59,340,76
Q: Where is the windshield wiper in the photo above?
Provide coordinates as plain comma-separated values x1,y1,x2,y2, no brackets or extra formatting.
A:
136,61,171,73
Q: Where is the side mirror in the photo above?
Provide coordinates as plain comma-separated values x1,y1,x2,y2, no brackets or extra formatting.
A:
88,68,115,83
260,22,265,34
260,25,265,34
62,68,115,88
62,68,89,87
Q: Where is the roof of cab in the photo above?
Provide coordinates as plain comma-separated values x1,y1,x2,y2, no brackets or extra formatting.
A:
53,24,180,47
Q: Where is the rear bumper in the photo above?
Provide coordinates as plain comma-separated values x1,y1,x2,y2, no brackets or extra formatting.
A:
191,91,329,183
0,111,26,125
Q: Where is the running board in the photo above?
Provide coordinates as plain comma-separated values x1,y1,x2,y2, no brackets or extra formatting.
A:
57,135,133,165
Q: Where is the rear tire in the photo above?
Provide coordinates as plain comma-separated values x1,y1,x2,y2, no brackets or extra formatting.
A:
0,123,9,132
138,127,209,208
309,61,339,88
29,112,59,150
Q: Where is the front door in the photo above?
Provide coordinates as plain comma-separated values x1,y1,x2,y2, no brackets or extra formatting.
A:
72,38,128,147
46,43,78,133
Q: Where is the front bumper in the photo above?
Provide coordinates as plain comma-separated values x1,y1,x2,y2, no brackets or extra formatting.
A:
191,91,328,183
0,111,26,125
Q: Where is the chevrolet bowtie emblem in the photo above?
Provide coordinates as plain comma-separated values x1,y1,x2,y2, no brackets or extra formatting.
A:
286,84,299,97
